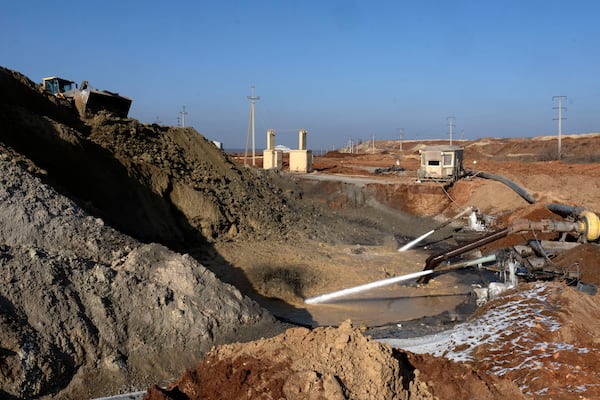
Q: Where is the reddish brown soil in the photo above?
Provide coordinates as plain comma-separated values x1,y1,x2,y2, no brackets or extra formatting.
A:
144,321,525,400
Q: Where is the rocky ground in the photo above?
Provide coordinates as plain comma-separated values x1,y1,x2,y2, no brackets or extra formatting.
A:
1,66,600,399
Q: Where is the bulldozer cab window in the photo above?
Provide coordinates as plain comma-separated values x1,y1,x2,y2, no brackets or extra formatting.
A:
45,78,75,94
61,81,75,92
45,80,60,94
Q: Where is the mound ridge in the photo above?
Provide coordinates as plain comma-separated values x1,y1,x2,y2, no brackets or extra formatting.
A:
0,67,311,249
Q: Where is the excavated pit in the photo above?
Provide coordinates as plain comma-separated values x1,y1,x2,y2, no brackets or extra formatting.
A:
209,174,493,332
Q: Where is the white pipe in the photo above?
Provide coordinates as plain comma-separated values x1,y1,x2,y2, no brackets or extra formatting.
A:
398,206,473,252
304,269,434,304
92,391,146,400
398,230,434,251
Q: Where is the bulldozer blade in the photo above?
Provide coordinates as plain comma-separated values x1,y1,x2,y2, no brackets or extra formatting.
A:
73,88,132,118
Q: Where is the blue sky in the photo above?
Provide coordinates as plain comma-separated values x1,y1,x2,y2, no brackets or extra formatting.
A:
2,1,599,150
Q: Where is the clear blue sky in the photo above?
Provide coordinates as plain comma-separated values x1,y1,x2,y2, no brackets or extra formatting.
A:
2,1,599,150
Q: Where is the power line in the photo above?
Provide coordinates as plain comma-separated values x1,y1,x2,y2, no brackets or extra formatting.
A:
372,133,375,154
244,107,252,166
552,96,567,160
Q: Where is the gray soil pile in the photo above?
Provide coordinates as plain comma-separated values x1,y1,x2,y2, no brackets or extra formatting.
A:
0,152,283,398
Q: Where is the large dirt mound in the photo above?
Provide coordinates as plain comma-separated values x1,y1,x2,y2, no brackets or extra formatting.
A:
0,66,303,398
0,153,284,398
0,67,313,249
144,320,525,400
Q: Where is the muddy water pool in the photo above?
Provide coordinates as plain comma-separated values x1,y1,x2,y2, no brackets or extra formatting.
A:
269,269,497,329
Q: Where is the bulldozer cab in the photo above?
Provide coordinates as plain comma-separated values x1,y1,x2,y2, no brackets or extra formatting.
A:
42,77,77,95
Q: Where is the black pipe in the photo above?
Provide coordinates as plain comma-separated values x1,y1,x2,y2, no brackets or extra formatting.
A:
418,228,510,284
424,227,510,271
546,203,585,218
465,170,536,204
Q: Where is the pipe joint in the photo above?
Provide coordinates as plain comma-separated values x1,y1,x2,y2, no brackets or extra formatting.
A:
579,211,600,242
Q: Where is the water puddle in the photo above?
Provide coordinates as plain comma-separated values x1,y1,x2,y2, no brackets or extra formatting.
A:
270,269,493,328
304,291,468,326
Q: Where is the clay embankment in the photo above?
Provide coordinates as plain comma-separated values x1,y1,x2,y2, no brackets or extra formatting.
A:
145,320,526,400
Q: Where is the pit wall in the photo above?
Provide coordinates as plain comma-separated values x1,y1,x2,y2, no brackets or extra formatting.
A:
296,178,450,217
368,183,451,216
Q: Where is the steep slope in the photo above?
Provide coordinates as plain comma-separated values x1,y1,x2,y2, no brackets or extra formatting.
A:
0,149,285,398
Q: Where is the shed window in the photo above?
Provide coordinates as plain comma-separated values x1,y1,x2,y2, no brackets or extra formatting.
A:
443,154,453,166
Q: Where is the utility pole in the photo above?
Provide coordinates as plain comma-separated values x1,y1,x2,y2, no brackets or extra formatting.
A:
553,96,567,160
244,114,251,166
447,116,455,145
397,128,404,151
372,134,375,154
246,86,260,166
180,106,188,128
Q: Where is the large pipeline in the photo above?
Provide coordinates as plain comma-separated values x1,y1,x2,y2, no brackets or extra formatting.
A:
422,219,581,279
465,169,536,204
425,228,510,271
546,203,586,218
304,269,435,304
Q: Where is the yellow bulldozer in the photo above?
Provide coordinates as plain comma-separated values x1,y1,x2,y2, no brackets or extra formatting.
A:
42,76,132,118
